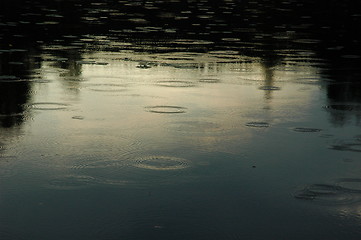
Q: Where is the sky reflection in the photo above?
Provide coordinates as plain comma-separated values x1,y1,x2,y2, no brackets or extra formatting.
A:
1,1,361,239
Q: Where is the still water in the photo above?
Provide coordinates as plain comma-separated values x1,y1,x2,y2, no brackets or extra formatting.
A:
1,0,361,239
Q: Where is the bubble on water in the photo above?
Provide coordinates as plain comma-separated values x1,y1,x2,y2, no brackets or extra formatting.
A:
133,156,190,170
28,102,69,110
145,106,187,114
245,122,270,128
293,127,322,133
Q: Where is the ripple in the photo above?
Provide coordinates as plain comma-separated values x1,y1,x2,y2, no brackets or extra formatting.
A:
69,136,145,171
173,39,214,45
144,106,187,114
198,78,221,83
337,178,361,192
0,77,47,83
258,86,281,91
0,112,26,117
86,83,129,92
136,63,152,69
341,55,361,59
155,80,196,88
8,61,24,65
76,60,108,65
46,175,128,190
293,38,321,44
245,122,270,128
28,102,68,110
133,156,190,171
71,159,128,170
0,75,20,82
330,143,361,153
324,104,361,112
168,121,223,133
221,38,241,42
46,175,99,190
0,226,26,240
72,116,84,120
293,127,322,133
294,183,361,205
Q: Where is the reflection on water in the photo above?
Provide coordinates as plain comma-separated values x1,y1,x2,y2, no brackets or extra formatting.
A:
1,0,361,239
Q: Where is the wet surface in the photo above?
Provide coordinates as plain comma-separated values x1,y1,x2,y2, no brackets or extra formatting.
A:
1,0,361,239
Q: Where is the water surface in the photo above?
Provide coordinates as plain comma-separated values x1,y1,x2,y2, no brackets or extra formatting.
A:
1,0,361,239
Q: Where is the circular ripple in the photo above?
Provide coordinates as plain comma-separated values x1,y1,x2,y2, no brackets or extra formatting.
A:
133,156,190,170
337,178,361,192
29,102,68,110
294,184,361,205
293,127,322,133
245,122,270,128
155,80,196,88
144,106,187,114
331,143,361,153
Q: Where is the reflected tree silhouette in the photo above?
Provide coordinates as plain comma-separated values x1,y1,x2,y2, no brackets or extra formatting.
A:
0,82,31,128
1,0,360,127
0,44,34,128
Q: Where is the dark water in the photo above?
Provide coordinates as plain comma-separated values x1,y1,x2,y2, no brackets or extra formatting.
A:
1,0,361,239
